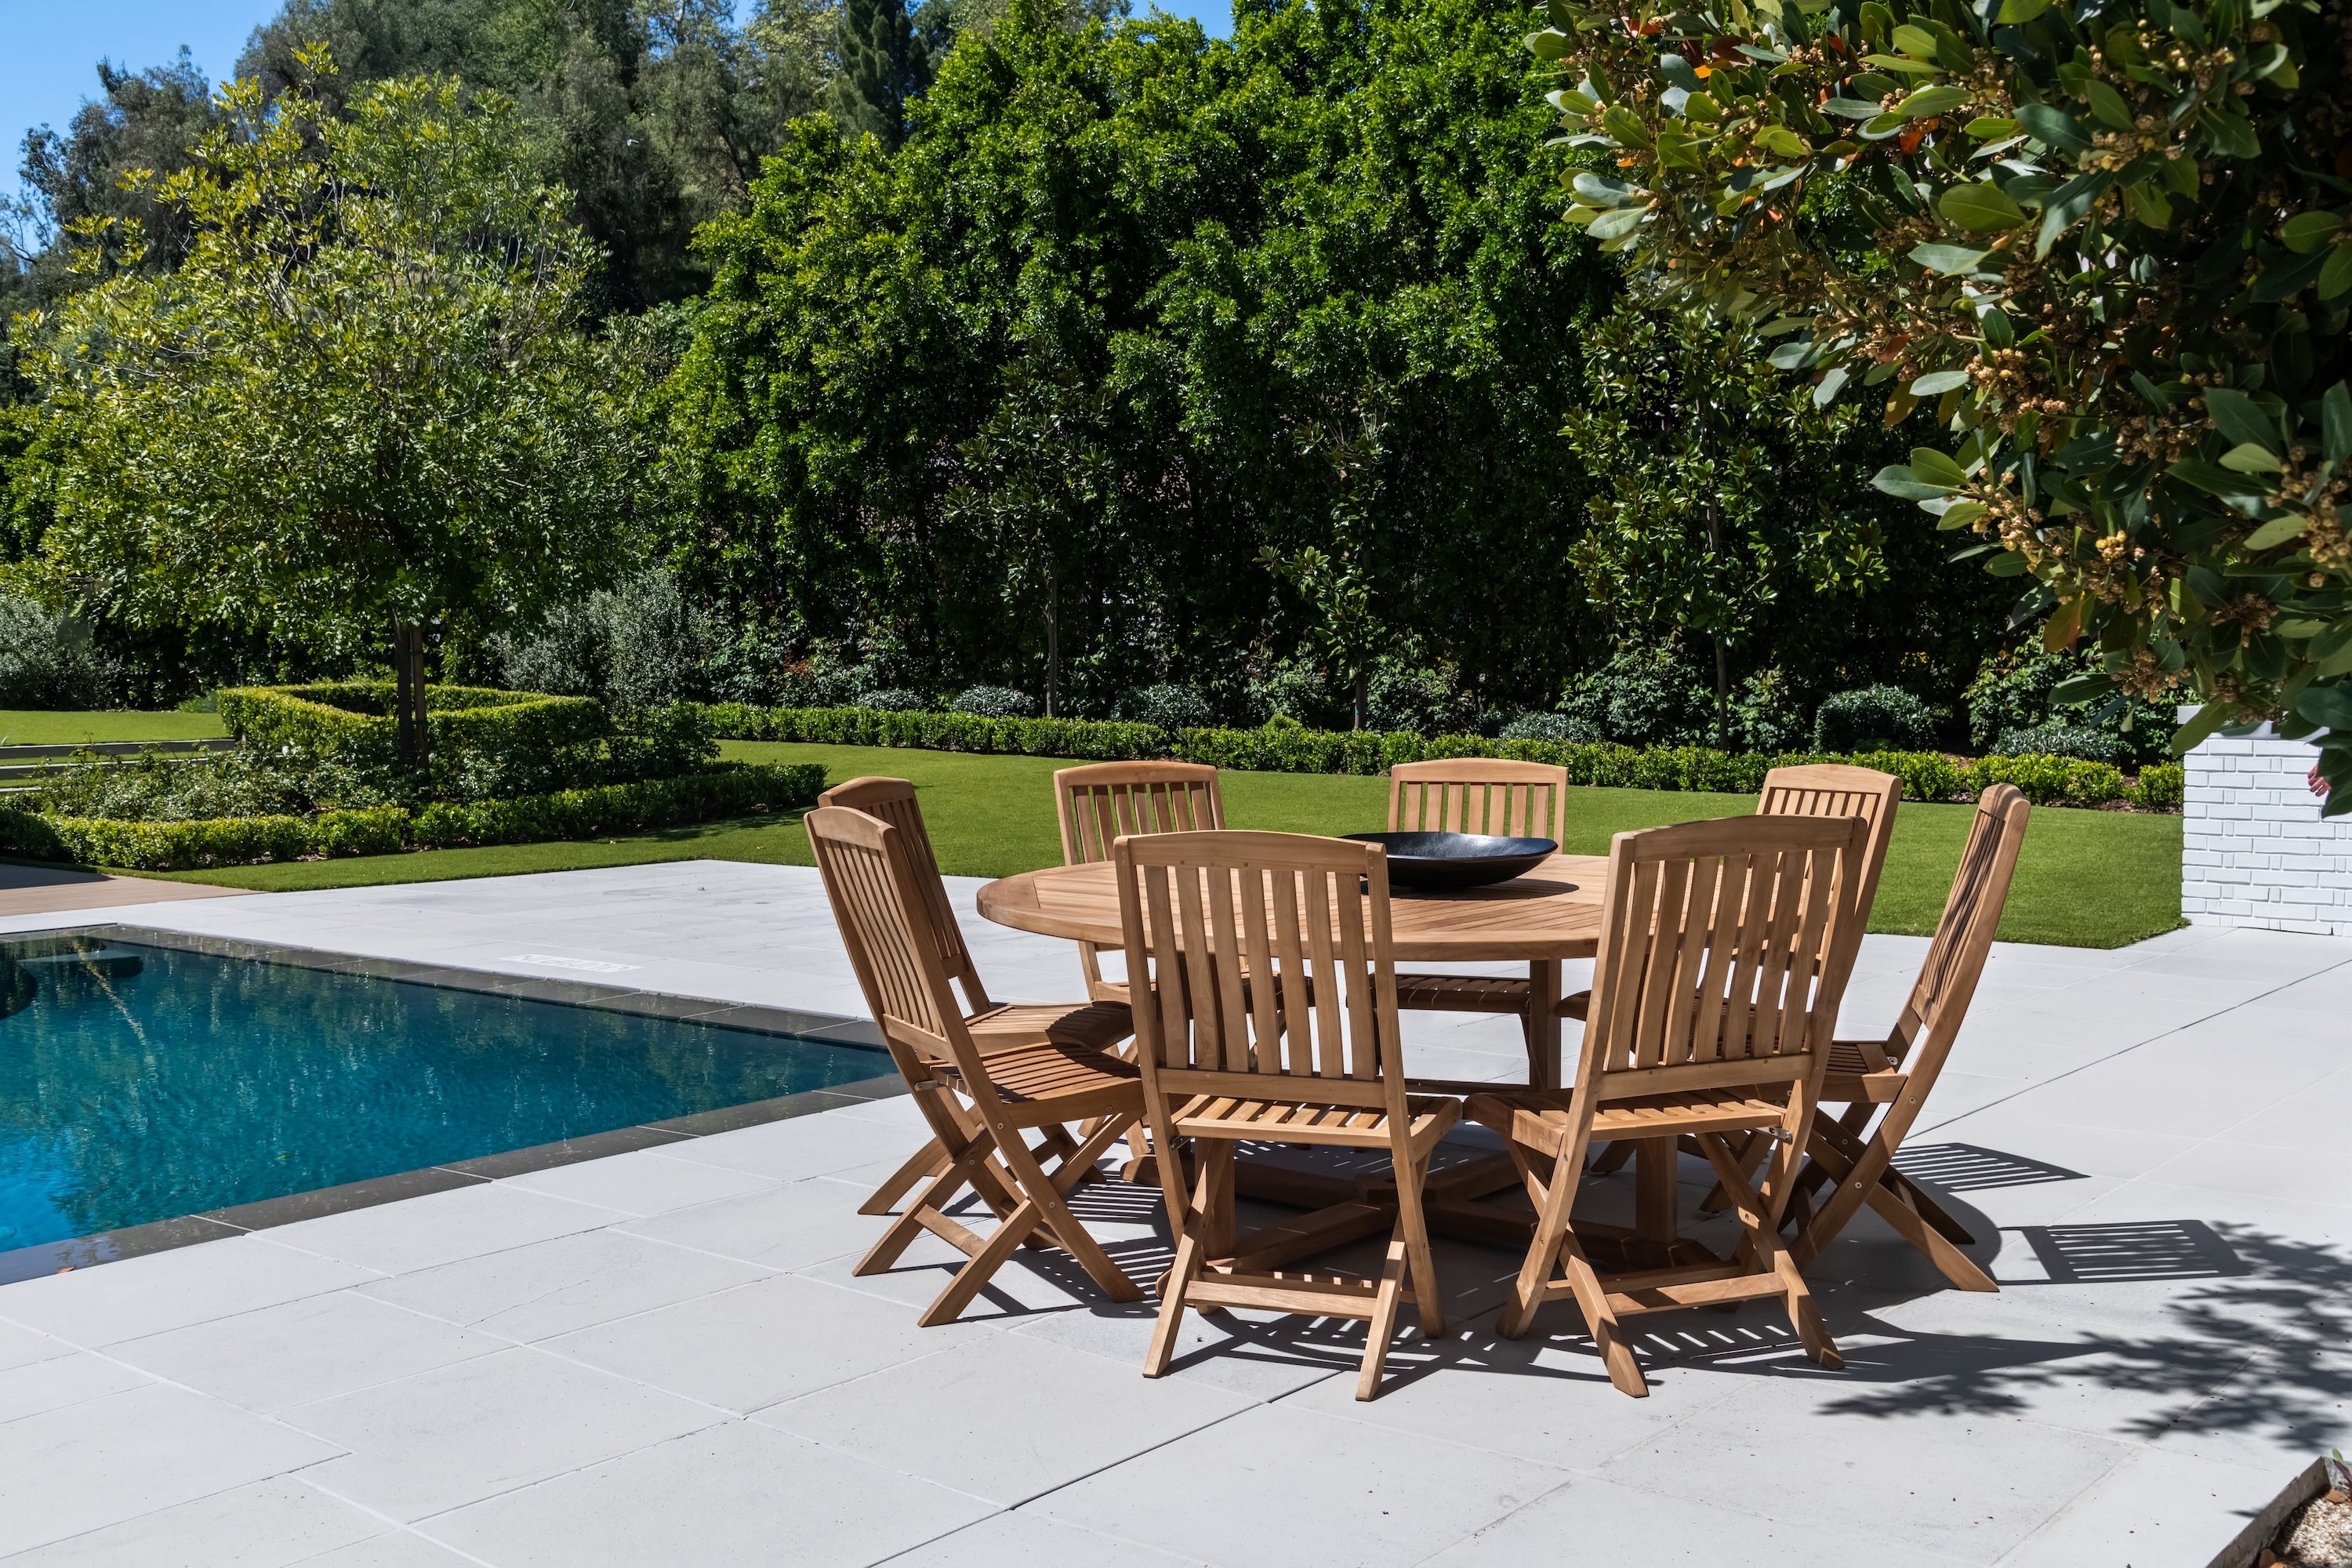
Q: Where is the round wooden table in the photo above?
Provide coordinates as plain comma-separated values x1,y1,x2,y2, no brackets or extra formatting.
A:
974,851,1611,1088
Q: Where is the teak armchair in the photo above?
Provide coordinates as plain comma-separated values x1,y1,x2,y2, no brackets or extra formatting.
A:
1385,760,1573,1082
1467,814,1865,1397
815,778,1134,1218
1783,783,2031,1290
1054,761,1225,1004
807,804,1147,1326
1115,829,1461,1400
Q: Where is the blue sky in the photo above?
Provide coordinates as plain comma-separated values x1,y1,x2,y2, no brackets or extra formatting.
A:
4,0,1231,207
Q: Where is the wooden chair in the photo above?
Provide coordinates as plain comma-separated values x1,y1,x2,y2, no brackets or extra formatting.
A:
1465,814,1865,1397
815,778,1134,1218
806,804,1147,1325
1580,762,1900,1180
1115,829,1461,1399
1385,760,1572,1062
1782,784,2031,1290
1054,761,1225,1003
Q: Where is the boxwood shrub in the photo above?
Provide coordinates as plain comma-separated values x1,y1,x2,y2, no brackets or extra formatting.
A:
0,764,822,873
218,681,613,800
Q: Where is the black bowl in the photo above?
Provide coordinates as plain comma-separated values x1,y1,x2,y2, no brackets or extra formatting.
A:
1341,831,1558,891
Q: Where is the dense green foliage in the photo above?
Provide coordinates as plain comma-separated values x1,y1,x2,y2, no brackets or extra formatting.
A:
1530,0,2352,806
12,71,649,714
0,761,822,870
694,697,2183,804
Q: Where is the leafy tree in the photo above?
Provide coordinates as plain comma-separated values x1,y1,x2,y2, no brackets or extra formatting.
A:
834,0,933,143
12,64,647,761
1563,298,1905,740
666,0,1616,716
1529,0,2352,805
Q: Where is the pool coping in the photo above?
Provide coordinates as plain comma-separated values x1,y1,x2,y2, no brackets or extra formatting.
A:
0,924,906,1286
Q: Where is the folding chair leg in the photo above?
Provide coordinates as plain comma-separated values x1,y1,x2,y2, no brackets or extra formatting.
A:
1396,1152,1446,1340
1144,1227,1207,1378
1501,1142,1581,1339
1697,1133,1842,1372
859,1140,953,1217
995,1118,1142,1304
857,1129,1001,1276
1356,1231,1410,1400
1561,1225,1645,1396
919,1197,1043,1328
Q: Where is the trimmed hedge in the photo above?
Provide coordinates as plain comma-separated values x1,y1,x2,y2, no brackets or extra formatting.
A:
0,763,823,873
219,681,612,798
696,702,2183,812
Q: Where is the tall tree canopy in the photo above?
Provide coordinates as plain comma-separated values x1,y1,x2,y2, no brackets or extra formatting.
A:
13,66,648,746
666,0,1617,717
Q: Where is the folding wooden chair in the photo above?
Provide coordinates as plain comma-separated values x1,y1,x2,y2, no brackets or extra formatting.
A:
1054,761,1225,1003
1115,829,1461,1400
814,778,1134,1218
807,805,1147,1325
1466,814,1865,1397
1583,763,1899,1182
1384,760,1572,1077
1782,784,2031,1291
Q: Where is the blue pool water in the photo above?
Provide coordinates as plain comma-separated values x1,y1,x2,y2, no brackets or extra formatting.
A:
0,934,887,1252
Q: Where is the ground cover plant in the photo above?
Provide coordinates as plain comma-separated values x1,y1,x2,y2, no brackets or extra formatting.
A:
154,740,2184,946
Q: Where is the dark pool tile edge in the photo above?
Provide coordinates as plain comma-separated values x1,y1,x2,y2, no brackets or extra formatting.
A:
196,1167,489,1231
0,1216,247,1287
437,1124,694,1179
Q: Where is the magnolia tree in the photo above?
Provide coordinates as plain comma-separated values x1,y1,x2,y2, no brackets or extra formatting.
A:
1528,0,2352,808
16,57,645,762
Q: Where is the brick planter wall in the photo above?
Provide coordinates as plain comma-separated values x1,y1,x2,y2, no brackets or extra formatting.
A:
2182,719,2352,938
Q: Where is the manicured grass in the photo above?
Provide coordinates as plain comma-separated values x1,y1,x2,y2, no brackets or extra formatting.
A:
0,710,230,745
156,740,2184,948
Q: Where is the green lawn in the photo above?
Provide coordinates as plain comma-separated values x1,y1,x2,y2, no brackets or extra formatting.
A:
0,710,230,746
153,739,2184,948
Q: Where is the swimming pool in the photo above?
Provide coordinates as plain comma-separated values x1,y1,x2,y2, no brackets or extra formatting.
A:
0,931,889,1254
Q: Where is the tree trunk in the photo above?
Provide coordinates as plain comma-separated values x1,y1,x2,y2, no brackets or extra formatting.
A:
1352,665,1367,732
390,616,430,774
1713,634,1730,748
1044,574,1059,719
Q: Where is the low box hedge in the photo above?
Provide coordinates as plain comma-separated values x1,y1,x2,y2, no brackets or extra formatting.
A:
219,681,613,799
0,763,823,873
696,702,2180,812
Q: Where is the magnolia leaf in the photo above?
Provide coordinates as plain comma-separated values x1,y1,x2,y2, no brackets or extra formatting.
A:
1899,85,1972,118
1892,23,1940,57
1527,29,1574,59
2036,171,2114,258
1911,369,1972,395
1938,181,2026,231
2319,245,2352,301
1571,172,1643,207
2169,456,2273,498
2208,110,2261,158
2052,671,2118,706
2083,79,2133,129
1997,0,2052,21
2125,181,2174,230
2015,103,2092,152
2204,387,2280,455
1754,125,1812,158
2219,442,2285,474
1861,112,1909,139
1911,241,1991,273
1586,205,1649,239
2296,684,2352,732
1909,446,1970,486
2324,381,2352,470
1602,104,1652,147
1659,53,1707,92
1686,91,1722,120
1872,464,1952,499
1986,550,2030,577
2244,514,2309,549
2279,211,2343,254
1937,500,1988,530
1813,365,1850,407
1824,96,1886,118
1965,115,2020,138
1862,53,1944,74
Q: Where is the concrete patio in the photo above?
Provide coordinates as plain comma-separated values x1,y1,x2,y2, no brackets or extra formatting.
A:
0,860,2346,1566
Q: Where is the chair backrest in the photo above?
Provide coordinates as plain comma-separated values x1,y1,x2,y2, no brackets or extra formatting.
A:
1758,763,1900,977
1388,758,1569,844
804,805,971,1069
1580,814,1864,1102
1870,783,2031,1077
1055,761,1225,866
817,776,989,1012
1114,829,1407,1121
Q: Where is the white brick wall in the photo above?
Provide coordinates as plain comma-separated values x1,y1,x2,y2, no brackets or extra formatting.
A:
2181,715,2352,938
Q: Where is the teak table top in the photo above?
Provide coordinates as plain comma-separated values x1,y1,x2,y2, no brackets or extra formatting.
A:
974,853,1611,962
